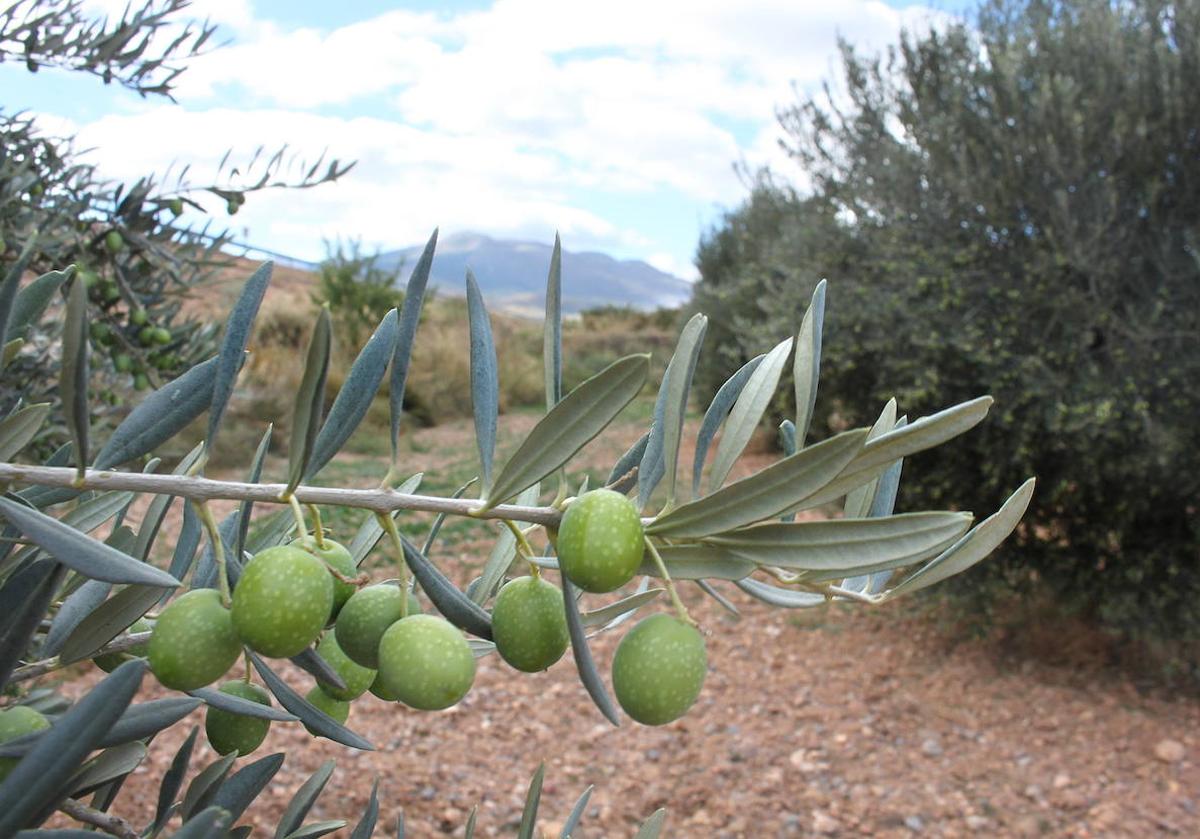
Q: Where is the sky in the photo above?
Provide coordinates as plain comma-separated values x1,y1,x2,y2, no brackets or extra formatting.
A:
3,0,977,280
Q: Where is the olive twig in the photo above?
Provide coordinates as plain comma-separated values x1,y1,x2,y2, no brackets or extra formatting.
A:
503,519,540,578
285,494,309,542
643,536,694,627
377,513,411,619
306,503,327,549
194,500,231,607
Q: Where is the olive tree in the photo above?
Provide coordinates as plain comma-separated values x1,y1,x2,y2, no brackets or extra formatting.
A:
0,230,1033,835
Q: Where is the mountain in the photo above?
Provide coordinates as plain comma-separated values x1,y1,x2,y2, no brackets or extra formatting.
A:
375,232,692,316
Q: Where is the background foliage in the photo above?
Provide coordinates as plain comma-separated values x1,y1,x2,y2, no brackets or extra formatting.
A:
692,0,1200,643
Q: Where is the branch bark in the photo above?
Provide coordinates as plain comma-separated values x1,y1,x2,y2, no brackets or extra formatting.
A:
0,462,563,527
59,796,139,839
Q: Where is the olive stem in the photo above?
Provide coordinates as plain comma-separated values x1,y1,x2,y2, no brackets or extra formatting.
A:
242,649,252,683
285,494,309,542
306,503,327,549
194,500,231,607
643,536,694,626
377,513,411,619
503,519,540,579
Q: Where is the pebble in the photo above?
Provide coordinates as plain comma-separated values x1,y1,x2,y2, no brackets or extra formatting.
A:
965,815,990,831
1053,772,1071,789
1154,739,1185,763
812,809,840,834
904,814,925,832
921,738,943,757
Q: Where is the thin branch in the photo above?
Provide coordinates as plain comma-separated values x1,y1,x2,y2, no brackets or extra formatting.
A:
0,463,564,528
8,631,151,685
59,796,139,839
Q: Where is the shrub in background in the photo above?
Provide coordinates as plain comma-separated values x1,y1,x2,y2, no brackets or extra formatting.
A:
692,0,1199,644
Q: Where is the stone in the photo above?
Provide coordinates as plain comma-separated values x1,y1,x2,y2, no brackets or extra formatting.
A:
1154,739,1185,763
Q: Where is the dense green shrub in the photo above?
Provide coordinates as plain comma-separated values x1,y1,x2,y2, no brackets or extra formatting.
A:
692,0,1200,640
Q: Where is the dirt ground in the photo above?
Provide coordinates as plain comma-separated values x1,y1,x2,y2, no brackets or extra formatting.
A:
39,415,1200,837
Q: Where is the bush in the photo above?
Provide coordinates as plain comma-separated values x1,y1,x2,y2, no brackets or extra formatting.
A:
0,228,1031,833
692,0,1200,641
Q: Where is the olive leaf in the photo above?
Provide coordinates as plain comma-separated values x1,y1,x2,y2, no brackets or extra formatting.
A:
544,233,563,411
0,496,179,587
275,759,336,838
41,578,111,658
286,308,332,496
484,354,649,509
69,741,146,797
843,401,899,520
607,431,649,488
400,536,492,639
307,308,398,479
207,261,273,461
560,784,593,838
794,396,993,512
707,335,792,493
93,356,219,470
735,577,829,608
7,268,69,339
390,229,437,466
706,511,973,580
249,653,373,751
0,235,37,350
561,574,620,726
647,428,868,539
516,763,545,839
472,483,539,606
175,806,233,837
694,579,740,616
235,425,273,562
420,476,472,557
190,688,298,722
213,753,285,823
0,658,143,834
134,443,205,563
793,279,826,449
0,403,50,462
348,777,380,839
692,354,765,499
657,313,708,505
640,544,755,581
58,582,170,664
580,586,663,628
0,560,63,689
60,275,89,479
153,725,199,835
180,753,237,820
885,478,1036,598
634,809,668,838
466,270,499,494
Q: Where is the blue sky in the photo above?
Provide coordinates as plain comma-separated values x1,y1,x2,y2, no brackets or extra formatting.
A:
7,0,978,279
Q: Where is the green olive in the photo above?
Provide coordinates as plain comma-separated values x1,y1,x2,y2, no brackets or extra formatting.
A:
611,614,707,726
314,632,376,701
491,576,568,672
148,589,242,691
204,681,272,756
231,545,333,658
105,230,125,254
557,489,644,593
303,686,349,734
376,614,475,711
334,583,420,669
290,536,356,621
0,706,51,782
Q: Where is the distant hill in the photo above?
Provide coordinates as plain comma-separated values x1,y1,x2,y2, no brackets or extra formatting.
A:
375,232,692,316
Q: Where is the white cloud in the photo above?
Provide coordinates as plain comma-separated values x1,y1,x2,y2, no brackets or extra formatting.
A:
54,0,954,273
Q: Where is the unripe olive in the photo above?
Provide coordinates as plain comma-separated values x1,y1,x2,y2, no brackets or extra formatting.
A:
168,198,184,215
94,617,151,672
290,536,356,621
368,670,400,701
148,589,242,691
491,576,568,672
303,686,349,734
315,632,375,701
334,583,420,669
231,545,333,658
151,327,171,345
0,706,51,782
130,308,148,326
227,199,239,215
113,353,132,374
133,373,149,391
205,681,271,756
557,489,644,593
102,282,121,303
29,182,44,198
376,614,475,711
612,614,707,726
105,230,125,253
